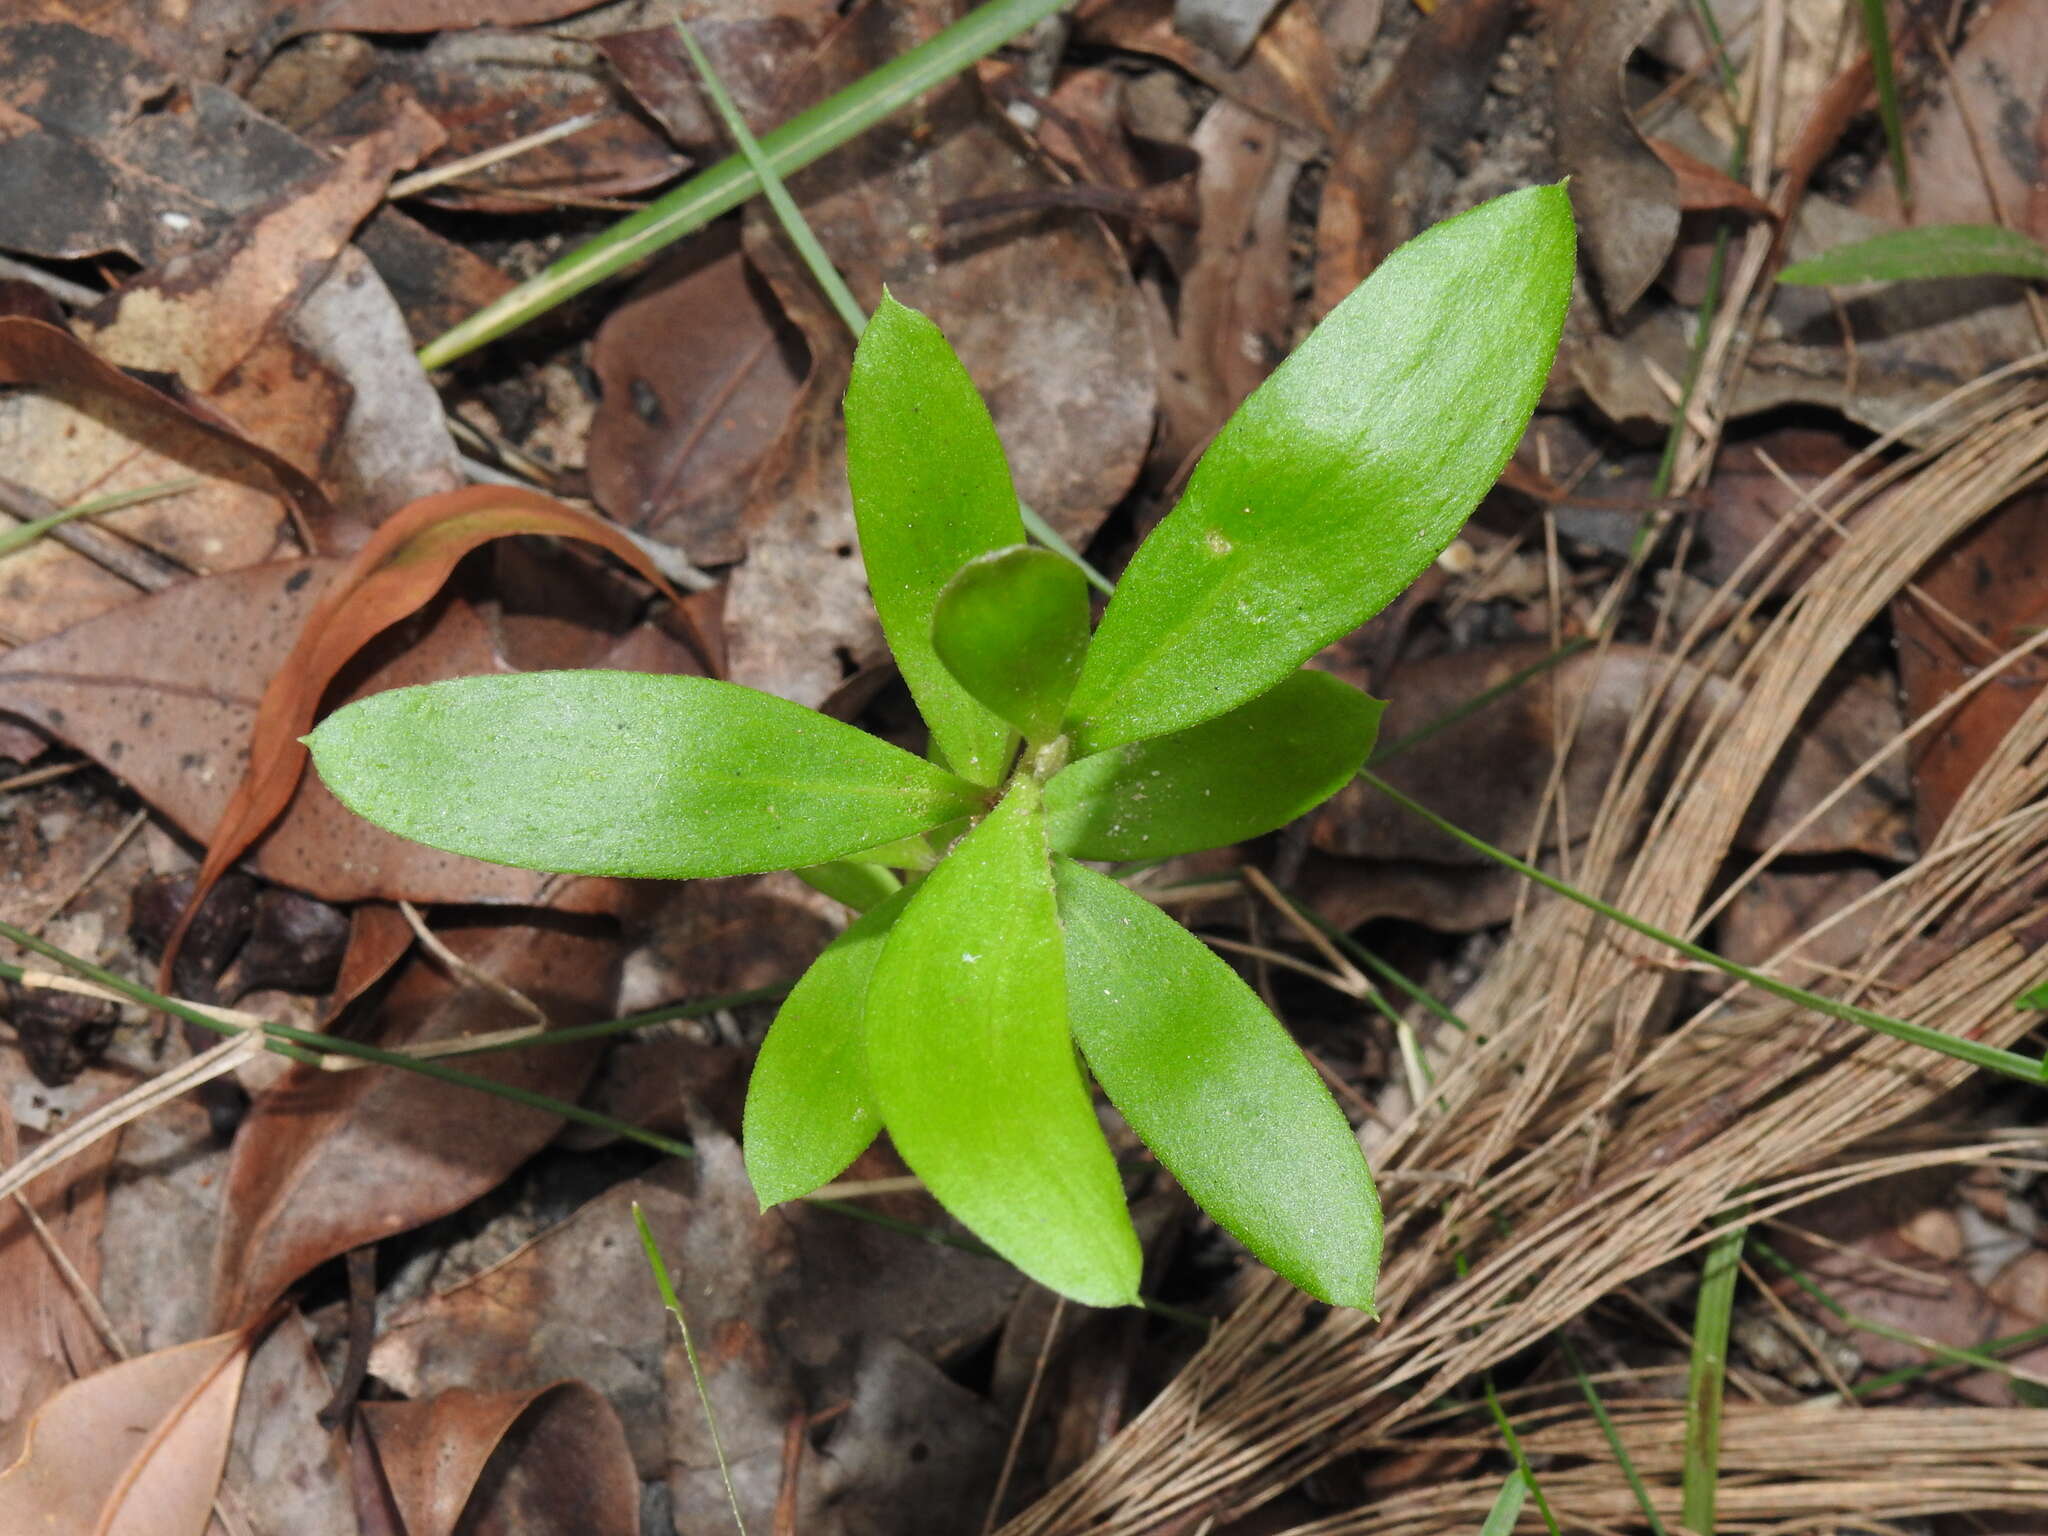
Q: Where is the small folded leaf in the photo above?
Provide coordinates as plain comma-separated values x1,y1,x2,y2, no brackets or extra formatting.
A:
1066,183,1575,753
847,294,1026,786
931,545,1091,746
1045,670,1383,859
796,860,902,913
865,780,1140,1306
1054,857,1381,1309
744,889,911,1207
306,671,985,879
1777,224,2048,286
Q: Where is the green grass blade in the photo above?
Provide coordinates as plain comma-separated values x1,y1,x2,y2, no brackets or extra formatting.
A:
1478,1471,1531,1536
634,1203,748,1535
1558,1333,1669,1536
1682,1222,1745,1535
1481,1376,1560,1536
1357,771,2048,1084
1858,0,1910,210
1778,224,2048,286
416,0,1070,369
0,477,203,560
674,21,867,340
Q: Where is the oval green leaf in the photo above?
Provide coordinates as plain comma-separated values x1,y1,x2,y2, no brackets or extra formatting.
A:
744,889,911,1207
931,545,1091,747
1053,857,1381,1309
865,780,1140,1306
846,294,1026,786
1065,183,1575,754
1777,224,2048,286
1045,670,1383,860
305,671,986,878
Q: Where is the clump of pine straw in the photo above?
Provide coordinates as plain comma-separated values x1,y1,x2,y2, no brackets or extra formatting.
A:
1007,359,2048,1535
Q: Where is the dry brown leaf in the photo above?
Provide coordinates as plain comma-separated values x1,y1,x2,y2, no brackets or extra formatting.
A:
217,1312,355,1536
1552,0,1679,317
360,1383,639,1536
586,225,808,567
0,313,336,637
1311,0,1516,314
0,1321,261,1535
316,30,689,214
1151,99,1308,475
0,21,333,264
370,1132,1020,1526
0,98,448,640
1073,0,1341,141
1857,0,2047,234
207,915,621,1328
0,1094,118,1464
1895,486,2048,845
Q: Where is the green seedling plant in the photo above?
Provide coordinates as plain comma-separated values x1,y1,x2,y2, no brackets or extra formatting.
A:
306,183,1576,1309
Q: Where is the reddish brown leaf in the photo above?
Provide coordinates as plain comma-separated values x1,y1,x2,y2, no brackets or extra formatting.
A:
1646,136,1775,218
0,313,333,557
0,1320,263,1534
360,1383,639,1536
208,916,620,1327
168,484,709,976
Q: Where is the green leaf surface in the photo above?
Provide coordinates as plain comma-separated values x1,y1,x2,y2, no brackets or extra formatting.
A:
305,671,985,878
1065,183,1575,753
1054,858,1381,1309
1045,670,1382,860
1777,223,2048,286
931,545,1091,747
744,890,910,1207
866,780,1140,1306
846,294,1026,785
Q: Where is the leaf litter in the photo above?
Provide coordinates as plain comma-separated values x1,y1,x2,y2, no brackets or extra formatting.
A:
5,1,2048,1532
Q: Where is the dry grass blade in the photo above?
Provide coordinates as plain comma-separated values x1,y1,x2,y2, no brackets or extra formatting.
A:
1004,353,2048,1534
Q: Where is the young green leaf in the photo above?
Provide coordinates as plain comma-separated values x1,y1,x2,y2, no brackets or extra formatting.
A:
744,889,911,1207
865,780,1141,1306
1044,670,1382,859
846,294,1027,786
1053,858,1381,1309
930,545,1090,747
1064,183,1575,754
305,671,986,879
796,860,903,913
1777,224,2048,286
